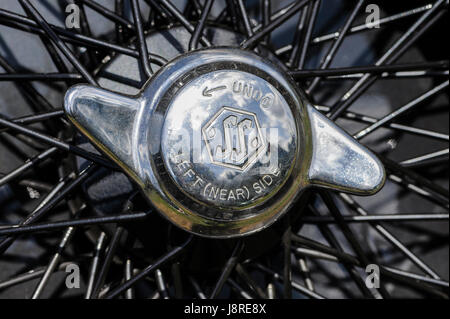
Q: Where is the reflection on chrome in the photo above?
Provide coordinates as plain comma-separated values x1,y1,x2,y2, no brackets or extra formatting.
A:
64,48,385,238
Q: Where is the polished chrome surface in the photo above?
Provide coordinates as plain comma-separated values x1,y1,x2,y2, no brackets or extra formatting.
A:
161,69,297,210
64,48,385,238
64,85,140,174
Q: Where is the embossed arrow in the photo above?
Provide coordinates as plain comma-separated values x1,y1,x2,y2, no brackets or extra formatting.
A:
202,85,227,97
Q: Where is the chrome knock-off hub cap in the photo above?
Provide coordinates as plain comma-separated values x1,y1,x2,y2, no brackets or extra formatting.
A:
64,48,385,238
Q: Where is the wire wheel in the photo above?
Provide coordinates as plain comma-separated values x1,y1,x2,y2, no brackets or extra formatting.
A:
0,0,448,299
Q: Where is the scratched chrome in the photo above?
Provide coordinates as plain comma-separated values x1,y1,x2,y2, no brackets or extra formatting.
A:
64,48,385,238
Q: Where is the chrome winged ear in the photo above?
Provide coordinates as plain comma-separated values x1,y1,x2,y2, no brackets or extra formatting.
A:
306,104,385,195
64,48,385,238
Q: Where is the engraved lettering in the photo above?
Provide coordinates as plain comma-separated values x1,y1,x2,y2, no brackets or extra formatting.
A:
260,93,274,108
253,182,262,194
209,186,220,199
232,81,265,103
252,89,262,101
220,188,228,201
236,188,245,200
243,186,250,199
227,190,236,200
242,83,253,98
192,176,204,188
203,183,211,196
259,180,266,189
262,175,273,186
183,168,195,178
177,160,190,171
232,81,242,93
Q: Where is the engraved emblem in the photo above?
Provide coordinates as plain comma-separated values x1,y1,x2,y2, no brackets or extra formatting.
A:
202,107,265,170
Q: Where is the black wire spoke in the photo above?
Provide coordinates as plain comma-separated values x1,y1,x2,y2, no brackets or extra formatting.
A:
235,263,267,298
315,105,449,142
0,147,59,187
0,116,116,169
354,81,449,140
85,232,107,299
306,0,364,93
10,178,53,193
251,262,326,299
74,0,98,67
400,148,449,168
337,193,442,280
155,269,169,299
301,213,449,224
0,110,65,134
241,0,310,50
144,0,172,23
210,240,244,299
291,60,449,79
0,72,82,82
291,247,449,298
310,203,382,299
78,0,135,31
158,0,212,47
189,275,207,299
296,256,315,292
18,0,98,85
283,223,293,298
287,4,308,67
388,173,449,209
262,0,271,44
31,226,77,299
0,54,55,112
291,234,449,295
171,259,184,298
227,278,253,299
0,164,96,255
0,211,149,237
130,0,153,78
312,70,449,80
0,9,164,64
223,0,239,31
18,1,71,83
0,262,75,291
124,259,135,299
115,0,126,44
251,0,299,34
327,0,447,120
312,3,434,44
276,2,436,55
295,0,321,70
104,235,193,299
381,156,449,208
236,0,253,38
90,226,126,299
